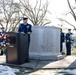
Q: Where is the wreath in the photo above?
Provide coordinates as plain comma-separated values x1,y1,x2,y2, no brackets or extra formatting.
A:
0,33,10,50
70,34,76,48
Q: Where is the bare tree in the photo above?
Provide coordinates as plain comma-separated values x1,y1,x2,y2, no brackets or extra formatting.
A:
19,0,51,26
58,0,76,30
67,0,76,21
0,0,22,31
57,17,76,29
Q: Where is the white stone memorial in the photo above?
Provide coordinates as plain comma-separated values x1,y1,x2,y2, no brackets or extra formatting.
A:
29,26,60,60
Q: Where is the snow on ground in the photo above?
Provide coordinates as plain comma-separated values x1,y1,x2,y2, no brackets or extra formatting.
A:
0,65,19,75
0,65,76,75
29,69,76,75
58,69,76,75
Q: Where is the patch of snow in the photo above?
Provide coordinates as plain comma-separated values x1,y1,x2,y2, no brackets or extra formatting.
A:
62,69,76,74
0,65,19,75
0,65,76,75
12,68,20,73
55,74,64,75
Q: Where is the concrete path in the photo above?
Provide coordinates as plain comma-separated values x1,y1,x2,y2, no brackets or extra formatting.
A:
0,55,76,69
21,55,76,69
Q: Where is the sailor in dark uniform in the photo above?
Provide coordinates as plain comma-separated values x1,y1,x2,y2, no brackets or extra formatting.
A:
66,29,72,55
18,17,32,46
60,29,65,54
18,17,32,62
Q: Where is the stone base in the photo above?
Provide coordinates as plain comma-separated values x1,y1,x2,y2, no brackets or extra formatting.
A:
29,55,65,61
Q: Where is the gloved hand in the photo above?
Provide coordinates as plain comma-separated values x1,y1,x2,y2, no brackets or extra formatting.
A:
27,32,31,34
67,40,69,42
21,32,25,34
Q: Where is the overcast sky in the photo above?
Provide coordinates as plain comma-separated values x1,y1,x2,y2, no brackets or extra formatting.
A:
15,0,75,29
48,0,76,29
15,0,70,15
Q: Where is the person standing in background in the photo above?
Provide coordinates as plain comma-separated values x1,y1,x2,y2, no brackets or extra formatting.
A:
0,27,5,55
66,29,72,55
60,29,65,54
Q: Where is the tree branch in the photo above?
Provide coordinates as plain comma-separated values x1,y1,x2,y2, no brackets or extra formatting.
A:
67,0,76,21
58,18,76,29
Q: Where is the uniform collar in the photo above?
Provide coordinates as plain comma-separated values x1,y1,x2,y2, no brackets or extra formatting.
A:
24,23,28,25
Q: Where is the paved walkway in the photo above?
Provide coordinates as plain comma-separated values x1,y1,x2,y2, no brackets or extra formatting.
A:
0,55,76,69
21,55,76,69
